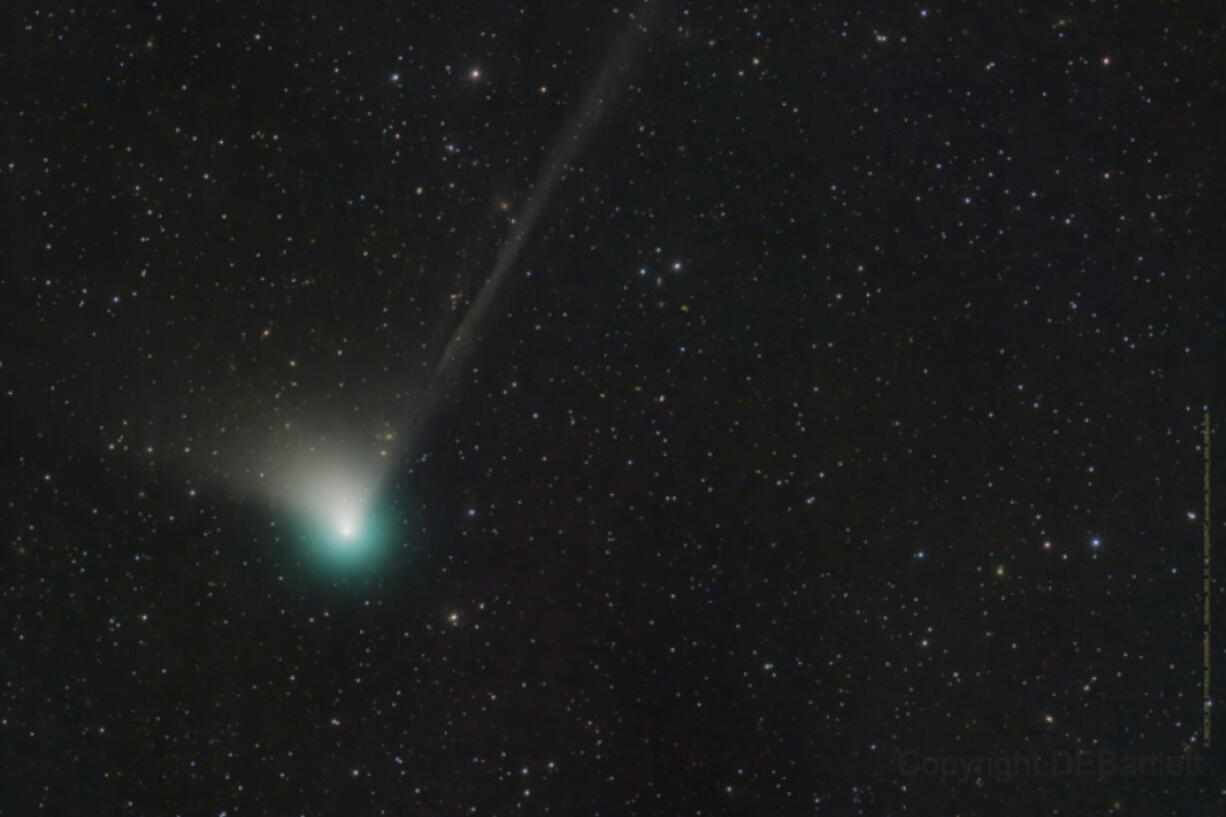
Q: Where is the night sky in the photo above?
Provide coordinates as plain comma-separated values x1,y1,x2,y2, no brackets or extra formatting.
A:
3,1,1224,814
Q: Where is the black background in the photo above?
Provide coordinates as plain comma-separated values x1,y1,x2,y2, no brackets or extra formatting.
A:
3,0,1223,813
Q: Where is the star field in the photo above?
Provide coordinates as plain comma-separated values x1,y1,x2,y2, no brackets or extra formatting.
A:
2,1,1224,814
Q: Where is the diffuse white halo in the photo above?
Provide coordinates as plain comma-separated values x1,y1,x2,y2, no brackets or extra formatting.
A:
268,447,386,547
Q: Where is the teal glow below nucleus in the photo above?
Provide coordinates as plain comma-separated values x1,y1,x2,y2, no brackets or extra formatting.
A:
295,499,397,574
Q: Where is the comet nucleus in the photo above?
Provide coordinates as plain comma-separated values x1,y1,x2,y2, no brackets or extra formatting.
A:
274,449,394,572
